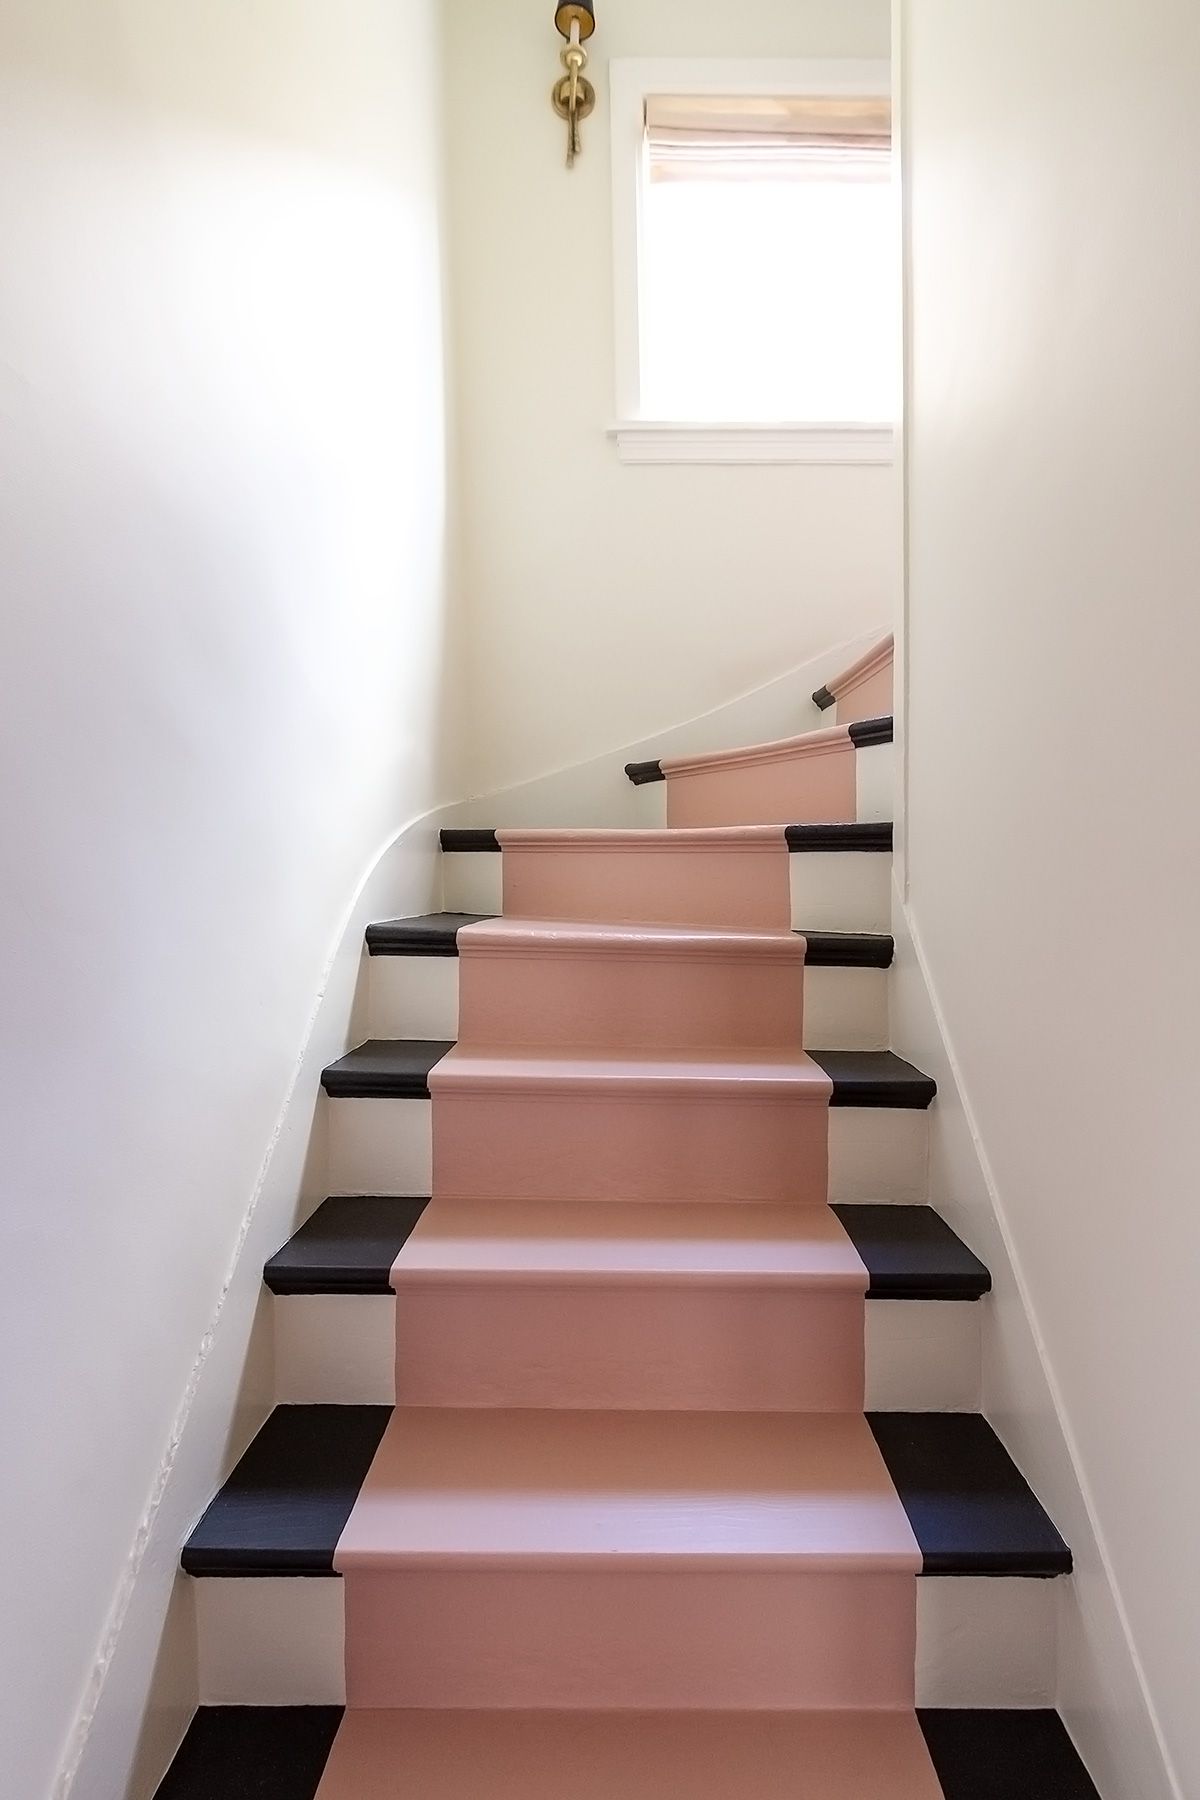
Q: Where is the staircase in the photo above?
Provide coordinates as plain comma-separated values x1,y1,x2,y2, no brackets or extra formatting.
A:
156,638,1100,1797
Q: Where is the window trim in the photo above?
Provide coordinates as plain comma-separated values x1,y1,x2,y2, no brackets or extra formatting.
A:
609,57,894,465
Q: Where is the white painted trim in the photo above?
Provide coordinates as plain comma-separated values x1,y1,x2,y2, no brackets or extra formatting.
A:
609,57,893,430
609,423,896,466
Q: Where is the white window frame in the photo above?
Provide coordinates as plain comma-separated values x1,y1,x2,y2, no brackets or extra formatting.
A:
608,57,896,466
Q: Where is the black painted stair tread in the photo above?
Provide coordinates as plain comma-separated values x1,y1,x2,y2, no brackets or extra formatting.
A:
181,1406,1068,1580
154,1707,1099,1800
321,1039,452,1097
624,757,664,784
847,713,894,746
868,1414,1072,1575
366,913,490,955
154,1707,344,1800
832,1205,990,1300
364,913,894,967
264,1196,431,1294
810,1050,937,1109
266,1198,985,1300
321,1042,935,1105
785,821,892,851
917,1710,1099,1798
181,1407,389,1577
440,822,893,852
802,930,894,967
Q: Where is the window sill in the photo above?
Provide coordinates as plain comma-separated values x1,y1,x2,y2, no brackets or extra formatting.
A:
608,422,896,466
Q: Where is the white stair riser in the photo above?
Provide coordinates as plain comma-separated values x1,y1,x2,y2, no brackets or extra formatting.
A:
637,740,894,830
273,1293,981,1413
441,851,892,933
193,1569,1056,1708
855,739,894,824
325,1098,929,1203
368,956,889,1051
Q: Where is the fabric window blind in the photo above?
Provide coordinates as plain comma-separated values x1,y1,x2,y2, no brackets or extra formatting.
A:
644,94,891,183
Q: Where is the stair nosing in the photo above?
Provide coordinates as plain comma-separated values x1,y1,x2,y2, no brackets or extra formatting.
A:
366,915,895,968
266,1198,986,1301
320,1042,935,1107
440,822,893,854
181,1405,1070,1582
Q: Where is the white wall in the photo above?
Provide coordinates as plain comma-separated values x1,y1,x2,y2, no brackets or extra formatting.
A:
898,3,1199,1794
0,5,458,1796
445,0,895,795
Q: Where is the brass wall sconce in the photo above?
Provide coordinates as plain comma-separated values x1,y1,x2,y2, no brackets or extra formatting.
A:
552,2,596,168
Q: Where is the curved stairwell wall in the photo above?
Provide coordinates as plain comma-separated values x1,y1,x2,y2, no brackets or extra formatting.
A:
896,0,1199,1793
0,7,461,1798
443,632,888,830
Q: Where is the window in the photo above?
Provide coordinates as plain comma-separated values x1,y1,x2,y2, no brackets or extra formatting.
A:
610,61,897,463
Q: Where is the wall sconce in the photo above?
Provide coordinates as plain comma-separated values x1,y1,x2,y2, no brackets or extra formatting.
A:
552,2,596,168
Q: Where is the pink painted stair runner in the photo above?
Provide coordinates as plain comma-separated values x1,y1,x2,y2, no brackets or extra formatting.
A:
661,722,860,829
319,826,949,1793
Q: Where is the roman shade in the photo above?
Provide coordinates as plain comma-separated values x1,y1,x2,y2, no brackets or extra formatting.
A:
644,94,891,182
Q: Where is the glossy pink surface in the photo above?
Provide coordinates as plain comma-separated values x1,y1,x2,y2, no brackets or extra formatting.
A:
392,1199,867,1411
429,1046,831,1204
456,917,806,1049
315,1709,945,1797
498,826,792,927
337,782,924,1747
335,1410,919,1708
829,634,894,726
662,725,857,828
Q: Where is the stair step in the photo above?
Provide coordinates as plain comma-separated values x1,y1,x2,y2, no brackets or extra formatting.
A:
660,718,894,830
265,1197,988,1301
624,714,895,787
181,1406,1068,1581
155,1706,1100,1800
366,912,492,955
385,1199,870,1411
366,919,894,1049
441,822,894,853
441,826,893,930
391,1197,863,1286
366,913,896,967
321,1041,935,1106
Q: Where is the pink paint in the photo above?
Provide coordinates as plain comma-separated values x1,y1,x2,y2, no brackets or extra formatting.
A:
827,634,894,726
332,782,927,1765
429,1046,831,1204
392,1199,868,1412
456,917,806,1049
334,1410,920,1709
662,724,857,828
498,826,792,928
314,1709,944,1799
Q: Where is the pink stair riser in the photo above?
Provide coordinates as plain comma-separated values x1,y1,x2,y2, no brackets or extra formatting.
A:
340,1566,918,1710
498,828,791,929
393,1281,865,1412
313,1709,945,1800
663,731,857,830
456,919,806,1050
431,1085,829,1204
